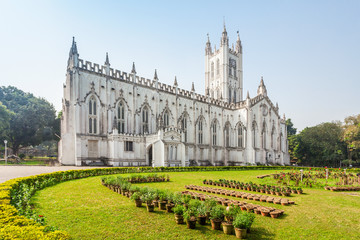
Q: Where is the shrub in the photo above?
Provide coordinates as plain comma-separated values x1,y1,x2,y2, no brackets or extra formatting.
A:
233,212,255,229
173,205,185,215
209,205,224,221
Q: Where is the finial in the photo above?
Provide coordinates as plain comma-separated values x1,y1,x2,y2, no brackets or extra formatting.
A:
105,52,110,65
174,76,178,86
131,62,136,74
223,16,226,31
260,76,264,85
237,31,240,40
247,91,250,99
191,82,195,92
70,36,78,55
153,69,158,80
276,102,279,109
207,33,210,42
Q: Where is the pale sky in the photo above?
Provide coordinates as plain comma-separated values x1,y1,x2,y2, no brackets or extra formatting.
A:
0,0,359,131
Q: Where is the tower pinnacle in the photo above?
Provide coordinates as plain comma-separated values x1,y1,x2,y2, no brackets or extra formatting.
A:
131,62,136,74
105,52,110,66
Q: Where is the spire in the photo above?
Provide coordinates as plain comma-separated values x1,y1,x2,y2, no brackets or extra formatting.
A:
246,91,250,99
153,69,158,80
105,52,110,66
131,62,136,74
236,31,242,53
69,36,78,56
257,76,267,96
276,102,279,110
221,19,229,46
205,33,212,55
191,82,195,92
174,76,178,86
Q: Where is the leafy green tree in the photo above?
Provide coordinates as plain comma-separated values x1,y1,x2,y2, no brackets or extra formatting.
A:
0,101,13,140
0,86,58,155
286,118,297,136
294,122,346,167
343,114,360,162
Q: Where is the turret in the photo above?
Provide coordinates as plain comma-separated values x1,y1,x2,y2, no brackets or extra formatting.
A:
257,77,267,96
153,69,159,90
67,37,79,69
131,62,136,82
221,23,229,47
236,31,242,54
205,33,212,55
105,52,110,75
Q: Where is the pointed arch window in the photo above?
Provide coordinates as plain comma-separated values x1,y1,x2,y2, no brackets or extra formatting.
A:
163,111,169,127
216,59,220,75
228,88,232,103
212,121,217,146
142,107,149,133
237,125,243,148
262,123,267,149
280,133,283,152
181,117,187,143
88,97,97,134
271,128,275,149
117,101,125,133
211,62,214,79
252,122,257,148
225,124,230,147
234,90,236,103
198,118,203,144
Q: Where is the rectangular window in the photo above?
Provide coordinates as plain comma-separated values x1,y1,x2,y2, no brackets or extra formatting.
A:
125,141,133,151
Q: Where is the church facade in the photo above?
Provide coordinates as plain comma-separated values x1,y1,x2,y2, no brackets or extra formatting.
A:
59,26,290,167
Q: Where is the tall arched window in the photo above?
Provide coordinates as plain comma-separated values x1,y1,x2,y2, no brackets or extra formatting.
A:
262,123,267,149
142,107,149,133
252,121,257,148
212,121,217,145
225,123,230,147
163,111,169,127
117,101,125,133
280,133,283,151
228,88,232,103
88,97,97,134
237,125,243,148
181,117,187,143
198,119,203,144
216,59,220,75
233,90,236,103
271,127,275,149
211,62,214,79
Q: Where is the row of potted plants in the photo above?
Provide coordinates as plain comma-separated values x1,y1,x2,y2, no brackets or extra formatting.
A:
124,173,170,183
186,185,295,206
324,186,360,191
182,190,285,219
101,176,257,238
203,179,303,195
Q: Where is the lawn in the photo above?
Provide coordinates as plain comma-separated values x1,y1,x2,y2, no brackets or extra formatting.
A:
31,170,360,240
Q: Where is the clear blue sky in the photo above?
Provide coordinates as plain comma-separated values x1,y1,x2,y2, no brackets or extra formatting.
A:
1,0,359,131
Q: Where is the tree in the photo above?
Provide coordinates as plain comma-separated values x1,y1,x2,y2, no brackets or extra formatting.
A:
294,122,346,167
0,101,13,140
286,118,297,136
343,114,360,162
0,86,58,155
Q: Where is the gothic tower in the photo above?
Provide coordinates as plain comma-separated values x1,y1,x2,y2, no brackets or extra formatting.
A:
205,24,243,103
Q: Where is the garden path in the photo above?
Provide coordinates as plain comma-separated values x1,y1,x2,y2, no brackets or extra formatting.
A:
0,166,108,183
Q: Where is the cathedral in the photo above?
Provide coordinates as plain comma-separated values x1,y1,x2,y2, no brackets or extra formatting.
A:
59,26,290,167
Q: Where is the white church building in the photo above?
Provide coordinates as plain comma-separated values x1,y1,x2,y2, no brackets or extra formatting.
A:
59,26,290,167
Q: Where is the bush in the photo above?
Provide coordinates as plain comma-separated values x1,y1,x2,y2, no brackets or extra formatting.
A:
233,212,255,229
209,205,224,221
173,205,185,215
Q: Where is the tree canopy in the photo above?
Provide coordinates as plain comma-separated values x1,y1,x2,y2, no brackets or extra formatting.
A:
0,86,59,154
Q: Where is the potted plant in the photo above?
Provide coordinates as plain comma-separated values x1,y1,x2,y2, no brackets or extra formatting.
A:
158,191,168,210
173,205,185,224
209,205,224,230
184,207,198,229
130,192,143,207
233,212,253,239
166,192,175,213
197,203,207,225
142,192,155,212
182,194,191,209
222,208,235,235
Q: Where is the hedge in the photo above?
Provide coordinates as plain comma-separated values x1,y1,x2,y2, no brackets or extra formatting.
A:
0,165,358,239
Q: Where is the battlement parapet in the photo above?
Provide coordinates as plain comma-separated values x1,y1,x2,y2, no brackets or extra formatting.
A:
76,58,248,110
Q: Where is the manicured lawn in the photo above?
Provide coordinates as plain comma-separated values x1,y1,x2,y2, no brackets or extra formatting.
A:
31,170,360,240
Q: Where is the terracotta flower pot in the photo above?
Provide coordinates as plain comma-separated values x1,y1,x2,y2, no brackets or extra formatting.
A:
166,203,174,213
270,211,280,218
260,209,270,216
197,215,207,225
222,222,234,235
147,204,155,212
159,201,167,210
186,218,197,229
175,214,184,224
135,199,143,207
211,219,222,230
235,228,247,239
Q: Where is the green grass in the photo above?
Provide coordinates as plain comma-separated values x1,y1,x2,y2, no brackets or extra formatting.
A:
31,170,360,240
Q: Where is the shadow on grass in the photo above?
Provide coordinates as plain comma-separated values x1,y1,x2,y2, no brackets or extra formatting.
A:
247,226,276,240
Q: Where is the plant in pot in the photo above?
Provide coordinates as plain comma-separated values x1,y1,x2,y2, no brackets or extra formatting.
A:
182,194,191,209
173,204,185,224
197,203,207,225
204,198,217,220
209,205,225,230
184,207,198,229
233,212,252,239
142,192,155,212
130,192,143,207
129,185,140,195
158,190,168,210
222,209,235,235
166,192,175,213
